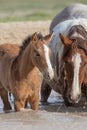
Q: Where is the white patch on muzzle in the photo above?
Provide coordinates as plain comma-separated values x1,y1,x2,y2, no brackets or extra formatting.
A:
43,44,54,79
71,53,81,101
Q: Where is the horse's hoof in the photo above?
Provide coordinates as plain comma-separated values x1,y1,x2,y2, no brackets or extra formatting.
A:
63,97,74,107
20,108,32,112
40,99,49,105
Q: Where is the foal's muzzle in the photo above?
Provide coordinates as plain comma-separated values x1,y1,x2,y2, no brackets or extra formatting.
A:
43,70,54,81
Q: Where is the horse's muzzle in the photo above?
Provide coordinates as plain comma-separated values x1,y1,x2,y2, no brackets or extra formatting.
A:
43,70,54,81
68,93,81,104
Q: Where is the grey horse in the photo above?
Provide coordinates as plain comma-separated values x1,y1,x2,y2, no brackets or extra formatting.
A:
41,3,87,106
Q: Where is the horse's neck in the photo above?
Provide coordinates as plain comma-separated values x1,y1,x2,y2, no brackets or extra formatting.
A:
13,44,34,79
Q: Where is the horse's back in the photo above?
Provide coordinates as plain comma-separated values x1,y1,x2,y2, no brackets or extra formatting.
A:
0,44,20,58
50,3,87,32
49,3,87,66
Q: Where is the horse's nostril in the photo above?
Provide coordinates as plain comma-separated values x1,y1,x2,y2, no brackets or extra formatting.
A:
77,94,81,101
43,72,50,80
47,73,50,79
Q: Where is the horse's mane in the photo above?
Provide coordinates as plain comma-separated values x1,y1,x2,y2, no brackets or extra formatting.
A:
62,38,87,59
53,18,87,38
68,25,87,55
12,33,43,70
19,33,43,54
77,38,87,55
68,25,87,39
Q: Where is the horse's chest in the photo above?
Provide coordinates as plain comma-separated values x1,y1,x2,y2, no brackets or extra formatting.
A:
27,69,41,88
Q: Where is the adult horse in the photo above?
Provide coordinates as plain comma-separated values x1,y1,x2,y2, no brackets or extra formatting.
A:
0,32,54,112
41,4,87,105
50,3,87,32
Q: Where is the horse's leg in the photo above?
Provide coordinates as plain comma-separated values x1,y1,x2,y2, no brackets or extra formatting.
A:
82,84,87,99
63,80,74,106
14,97,27,111
40,79,52,102
0,87,12,111
28,92,39,110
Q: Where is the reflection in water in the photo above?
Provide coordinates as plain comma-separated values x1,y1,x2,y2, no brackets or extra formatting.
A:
0,90,87,114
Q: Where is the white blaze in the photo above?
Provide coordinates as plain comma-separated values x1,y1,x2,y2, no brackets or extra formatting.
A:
71,53,81,101
43,44,54,79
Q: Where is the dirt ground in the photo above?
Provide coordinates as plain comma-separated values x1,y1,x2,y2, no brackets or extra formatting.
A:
0,21,50,45
0,21,86,130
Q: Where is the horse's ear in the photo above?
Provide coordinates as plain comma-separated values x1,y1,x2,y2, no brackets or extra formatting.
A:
59,33,73,45
32,32,38,43
43,31,53,45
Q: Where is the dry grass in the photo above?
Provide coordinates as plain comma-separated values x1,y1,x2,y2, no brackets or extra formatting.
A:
0,0,87,22
0,21,51,45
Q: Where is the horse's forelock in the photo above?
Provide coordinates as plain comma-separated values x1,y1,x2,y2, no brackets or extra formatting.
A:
37,33,43,40
62,37,87,64
77,41,87,55
66,24,87,56
68,25,87,39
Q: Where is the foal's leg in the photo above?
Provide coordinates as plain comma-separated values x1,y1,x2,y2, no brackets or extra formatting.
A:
0,87,12,111
41,79,52,102
28,93,39,110
14,97,27,111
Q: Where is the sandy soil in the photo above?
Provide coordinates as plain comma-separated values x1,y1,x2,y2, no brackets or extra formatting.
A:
0,21,50,45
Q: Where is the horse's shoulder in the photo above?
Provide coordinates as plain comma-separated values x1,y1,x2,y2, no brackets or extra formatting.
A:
0,44,20,57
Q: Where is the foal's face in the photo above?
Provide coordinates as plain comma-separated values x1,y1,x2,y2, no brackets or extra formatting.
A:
31,33,54,80
59,33,87,104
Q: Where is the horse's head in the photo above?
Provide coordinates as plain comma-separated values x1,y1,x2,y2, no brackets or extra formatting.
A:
59,33,87,104
30,32,54,80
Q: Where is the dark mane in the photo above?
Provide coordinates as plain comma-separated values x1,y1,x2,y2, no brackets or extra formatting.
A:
62,25,87,57
62,38,87,59
19,33,43,54
62,45,71,59
70,37,87,55
68,25,87,39
77,38,87,55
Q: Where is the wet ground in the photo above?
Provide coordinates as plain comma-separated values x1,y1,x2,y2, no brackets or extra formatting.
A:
0,91,87,130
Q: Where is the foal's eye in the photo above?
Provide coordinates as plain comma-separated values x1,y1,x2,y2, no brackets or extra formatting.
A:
36,52,40,57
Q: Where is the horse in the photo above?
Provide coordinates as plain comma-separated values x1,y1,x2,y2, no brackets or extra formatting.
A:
0,32,54,112
59,27,87,104
50,3,87,32
41,4,87,105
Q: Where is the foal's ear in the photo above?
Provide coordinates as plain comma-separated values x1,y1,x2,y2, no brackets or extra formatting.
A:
43,31,53,45
32,32,38,43
59,33,73,45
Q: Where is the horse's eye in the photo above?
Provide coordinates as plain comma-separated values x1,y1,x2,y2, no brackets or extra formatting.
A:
65,59,71,64
65,61,69,64
36,52,40,57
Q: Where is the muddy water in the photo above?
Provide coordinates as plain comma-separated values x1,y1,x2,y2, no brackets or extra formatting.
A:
0,91,87,130
0,110,87,130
